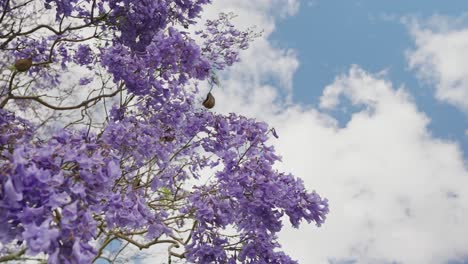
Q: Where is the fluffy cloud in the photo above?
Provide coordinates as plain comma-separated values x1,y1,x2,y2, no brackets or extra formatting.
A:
218,56,468,263
406,14,468,113
273,67,468,264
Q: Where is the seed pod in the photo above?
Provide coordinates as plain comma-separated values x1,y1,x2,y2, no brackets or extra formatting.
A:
160,135,175,142
202,92,215,109
14,58,33,72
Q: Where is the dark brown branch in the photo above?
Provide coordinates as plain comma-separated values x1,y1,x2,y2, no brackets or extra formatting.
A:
90,0,97,23
0,0,34,26
0,13,108,49
34,30,100,67
92,235,115,263
111,231,179,250
0,70,17,108
0,0,10,25
8,88,122,110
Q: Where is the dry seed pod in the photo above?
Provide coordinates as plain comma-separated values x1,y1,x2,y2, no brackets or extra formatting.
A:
160,135,175,142
202,92,215,109
14,58,33,72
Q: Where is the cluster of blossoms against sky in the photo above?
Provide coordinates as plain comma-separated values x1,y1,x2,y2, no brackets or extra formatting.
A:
0,0,328,263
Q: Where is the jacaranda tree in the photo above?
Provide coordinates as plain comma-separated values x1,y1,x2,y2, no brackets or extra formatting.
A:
0,0,329,263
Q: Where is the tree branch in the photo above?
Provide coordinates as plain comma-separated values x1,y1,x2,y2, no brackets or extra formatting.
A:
8,87,122,110
0,248,27,262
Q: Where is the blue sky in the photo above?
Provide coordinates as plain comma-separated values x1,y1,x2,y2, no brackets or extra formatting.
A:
270,0,468,157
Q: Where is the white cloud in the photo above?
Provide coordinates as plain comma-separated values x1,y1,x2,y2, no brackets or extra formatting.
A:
218,63,468,264
205,0,300,20
306,1,318,8
270,67,468,264
406,14,468,113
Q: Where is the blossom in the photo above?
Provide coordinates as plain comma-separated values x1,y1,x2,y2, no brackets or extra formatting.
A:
22,221,59,255
0,1,328,263
74,45,94,66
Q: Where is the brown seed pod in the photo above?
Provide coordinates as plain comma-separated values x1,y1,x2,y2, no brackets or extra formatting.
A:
14,58,33,72
202,92,215,109
160,135,175,142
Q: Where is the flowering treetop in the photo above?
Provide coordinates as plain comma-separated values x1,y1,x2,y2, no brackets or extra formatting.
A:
0,1,329,263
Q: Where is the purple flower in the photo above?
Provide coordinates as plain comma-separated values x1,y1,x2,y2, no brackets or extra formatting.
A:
3,178,23,202
22,221,59,255
72,240,96,263
74,45,93,66
78,77,93,86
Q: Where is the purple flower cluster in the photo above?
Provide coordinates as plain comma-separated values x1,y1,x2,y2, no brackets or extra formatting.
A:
9,36,63,87
0,0,329,263
0,109,33,147
102,104,329,263
197,13,258,70
0,130,121,263
44,0,79,18
184,114,329,263
105,0,211,50
101,27,210,97
74,45,94,66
